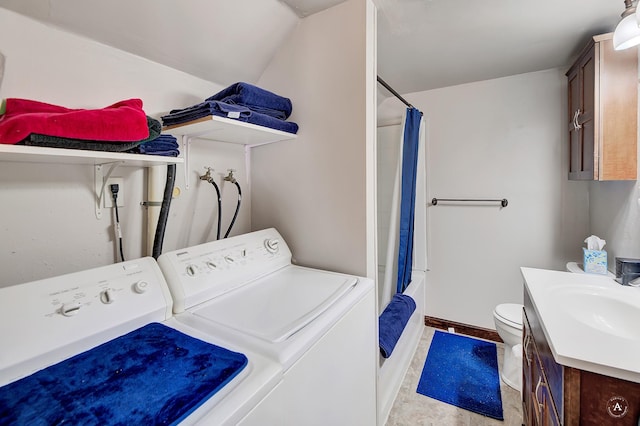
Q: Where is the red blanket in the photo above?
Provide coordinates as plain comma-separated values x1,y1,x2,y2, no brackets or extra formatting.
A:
0,98,149,144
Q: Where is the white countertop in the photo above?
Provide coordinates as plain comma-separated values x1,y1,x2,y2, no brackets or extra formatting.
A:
521,267,640,383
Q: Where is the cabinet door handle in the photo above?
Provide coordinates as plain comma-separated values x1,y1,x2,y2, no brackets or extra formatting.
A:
573,109,582,130
535,375,550,409
533,375,543,423
534,376,542,403
523,333,532,366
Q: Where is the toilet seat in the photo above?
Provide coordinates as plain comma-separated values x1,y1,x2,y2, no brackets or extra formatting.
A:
494,303,523,329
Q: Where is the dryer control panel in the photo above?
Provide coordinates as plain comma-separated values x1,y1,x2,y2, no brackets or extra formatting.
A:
0,257,173,377
158,228,292,313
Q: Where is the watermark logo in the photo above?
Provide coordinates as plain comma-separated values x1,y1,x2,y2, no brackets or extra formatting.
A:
607,396,629,419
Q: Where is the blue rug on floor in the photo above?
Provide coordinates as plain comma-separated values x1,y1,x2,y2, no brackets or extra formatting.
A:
416,330,503,420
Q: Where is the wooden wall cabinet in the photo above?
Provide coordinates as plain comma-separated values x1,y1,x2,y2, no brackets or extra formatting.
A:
566,33,638,181
523,289,640,425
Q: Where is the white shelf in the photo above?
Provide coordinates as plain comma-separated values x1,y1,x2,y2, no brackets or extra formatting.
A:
163,115,297,191
0,144,184,167
163,115,297,146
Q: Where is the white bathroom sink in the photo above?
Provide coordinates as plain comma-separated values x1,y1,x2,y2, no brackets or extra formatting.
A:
521,267,640,384
550,285,640,340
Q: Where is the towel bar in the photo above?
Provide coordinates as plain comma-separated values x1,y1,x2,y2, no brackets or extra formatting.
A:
431,198,508,208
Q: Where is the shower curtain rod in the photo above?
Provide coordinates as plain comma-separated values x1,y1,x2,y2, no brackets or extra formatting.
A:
377,76,415,109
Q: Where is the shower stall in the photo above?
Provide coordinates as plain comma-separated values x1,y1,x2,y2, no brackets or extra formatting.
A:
376,116,427,424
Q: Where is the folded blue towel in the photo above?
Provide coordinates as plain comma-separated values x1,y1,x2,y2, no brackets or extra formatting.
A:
136,148,179,157
163,101,252,123
139,142,178,151
379,293,416,358
151,134,178,143
206,82,292,120
162,101,299,134
128,134,180,156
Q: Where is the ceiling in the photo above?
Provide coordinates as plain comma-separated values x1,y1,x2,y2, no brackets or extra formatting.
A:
0,0,627,96
281,0,348,17
376,0,623,94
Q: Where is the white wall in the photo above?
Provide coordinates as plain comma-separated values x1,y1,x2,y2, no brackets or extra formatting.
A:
589,180,640,265
0,0,299,88
0,9,251,286
379,68,590,329
252,0,377,278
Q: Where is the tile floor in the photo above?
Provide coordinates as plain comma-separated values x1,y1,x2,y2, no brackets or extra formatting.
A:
386,327,523,426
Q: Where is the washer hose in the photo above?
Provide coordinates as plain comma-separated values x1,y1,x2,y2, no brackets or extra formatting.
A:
110,184,125,262
224,181,242,238
199,168,222,241
209,180,222,240
152,164,176,259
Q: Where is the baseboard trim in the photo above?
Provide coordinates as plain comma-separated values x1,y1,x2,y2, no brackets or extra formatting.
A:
424,316,502,343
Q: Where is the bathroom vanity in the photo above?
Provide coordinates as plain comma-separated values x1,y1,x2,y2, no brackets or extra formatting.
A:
521,268,640,425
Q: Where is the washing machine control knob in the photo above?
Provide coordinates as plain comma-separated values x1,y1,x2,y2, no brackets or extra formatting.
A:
133,281,149,294
186,265,197,277
264,238,280,254
224,256,235,264
61,302,82,317
206,261,217,270
100,289,115,304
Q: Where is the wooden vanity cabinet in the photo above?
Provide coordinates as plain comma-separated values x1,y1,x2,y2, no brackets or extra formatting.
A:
565,32,638,181
523,302,562,425
523,289,640,425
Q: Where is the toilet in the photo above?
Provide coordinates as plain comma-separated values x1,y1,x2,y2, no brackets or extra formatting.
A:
493,303,523,393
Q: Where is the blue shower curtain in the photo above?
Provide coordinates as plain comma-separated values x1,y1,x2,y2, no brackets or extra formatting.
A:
396,108,422,294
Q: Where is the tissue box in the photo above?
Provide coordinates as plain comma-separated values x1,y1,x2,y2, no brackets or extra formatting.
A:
583,248,608,275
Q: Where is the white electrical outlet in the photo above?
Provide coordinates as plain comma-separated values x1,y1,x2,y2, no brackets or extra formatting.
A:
104,177,125,208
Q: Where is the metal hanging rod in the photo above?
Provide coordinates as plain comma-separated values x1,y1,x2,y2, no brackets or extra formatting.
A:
377,76,416,109
431,198,509,208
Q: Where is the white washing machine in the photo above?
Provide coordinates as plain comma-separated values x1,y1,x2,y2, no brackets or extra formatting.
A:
0,257,281,425
158,228,378,426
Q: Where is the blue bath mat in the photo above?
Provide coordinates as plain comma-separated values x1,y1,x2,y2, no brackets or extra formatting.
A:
0,322,248,425
416,330,503,420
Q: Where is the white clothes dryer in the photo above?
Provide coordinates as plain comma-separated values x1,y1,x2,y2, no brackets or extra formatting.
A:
0,257,281,425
